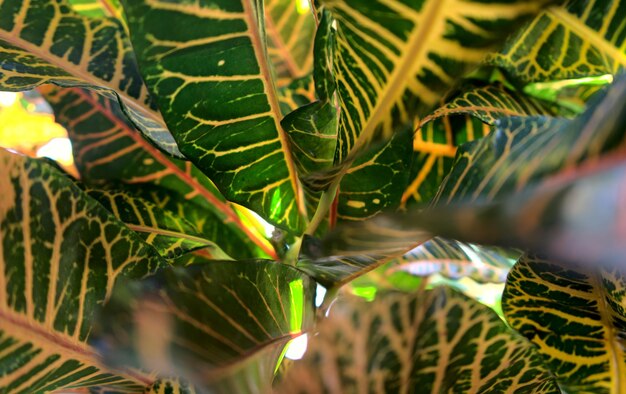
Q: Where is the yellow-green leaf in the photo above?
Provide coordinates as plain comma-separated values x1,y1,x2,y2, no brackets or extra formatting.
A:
504,256,626,393
0,148,163,393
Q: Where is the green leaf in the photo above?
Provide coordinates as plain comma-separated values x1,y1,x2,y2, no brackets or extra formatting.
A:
144,378,197,394
433,75,626,206
323,0,557,164
277,74,317,115
0,149,164,393
86,188,232,260
425,83,546,126
124,0,306,233
489,0,626,84
265,0,316,85
93,261,316,393
0,0,180,156
278,286,560,393
503,256,626,392
401,114,490,208
337,128,412,221
391,237,517,284
42,86,277,260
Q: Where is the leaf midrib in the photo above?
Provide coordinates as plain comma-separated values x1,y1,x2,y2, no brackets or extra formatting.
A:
241,0,306,221
343,0,446,158
0,29,167,130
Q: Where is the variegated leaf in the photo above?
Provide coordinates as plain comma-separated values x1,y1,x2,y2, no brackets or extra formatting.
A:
0,148,164,393
489,0,626,84
94,261,316,393
324,0,557,164
425,83,546,126
86,188,232,260
0,0,180,156
434,75,626,206
401,114,490,208
124,0,306,233
265,0,316,85
504,256,626,393
42,86,276,260
278,286,560,393
336,129,412,221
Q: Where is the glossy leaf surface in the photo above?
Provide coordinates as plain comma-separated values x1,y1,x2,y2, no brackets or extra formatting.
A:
124,0,306,233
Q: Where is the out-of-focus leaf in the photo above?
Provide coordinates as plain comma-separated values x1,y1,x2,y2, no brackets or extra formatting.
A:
296,216,430,286
0,0,180,156
94,261,316,393
504,256,626,392
434,75,626,206
43,86,276,260
390,237,516,284
489,0,626,84
278,75,317,115
124,0,306,233
0,148,163,393
266,0,316,85
278,286,560,393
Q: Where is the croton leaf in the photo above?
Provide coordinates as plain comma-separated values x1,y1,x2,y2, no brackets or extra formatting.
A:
323,0,557,165
390,237,517,284
277,74,317,115
0,0,180,156
93,261,316,393
0,149,164,393
425,83,546,126
278,286,560,393
401,114,490,208
489,0,626,85
336,128,412,221
504,256,626,392
434,74,626,205
265,0,316,85
86,188,232,261
42,86,276,260
124,0,306,233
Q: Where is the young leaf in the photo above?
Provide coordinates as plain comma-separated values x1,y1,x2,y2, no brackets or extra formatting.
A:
123,0,306,233
504,256,626,392
489,0,626,84
278,287,560,393
93,261,316,393
0,0,179,156
42,86,276,260
0,149,163,393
